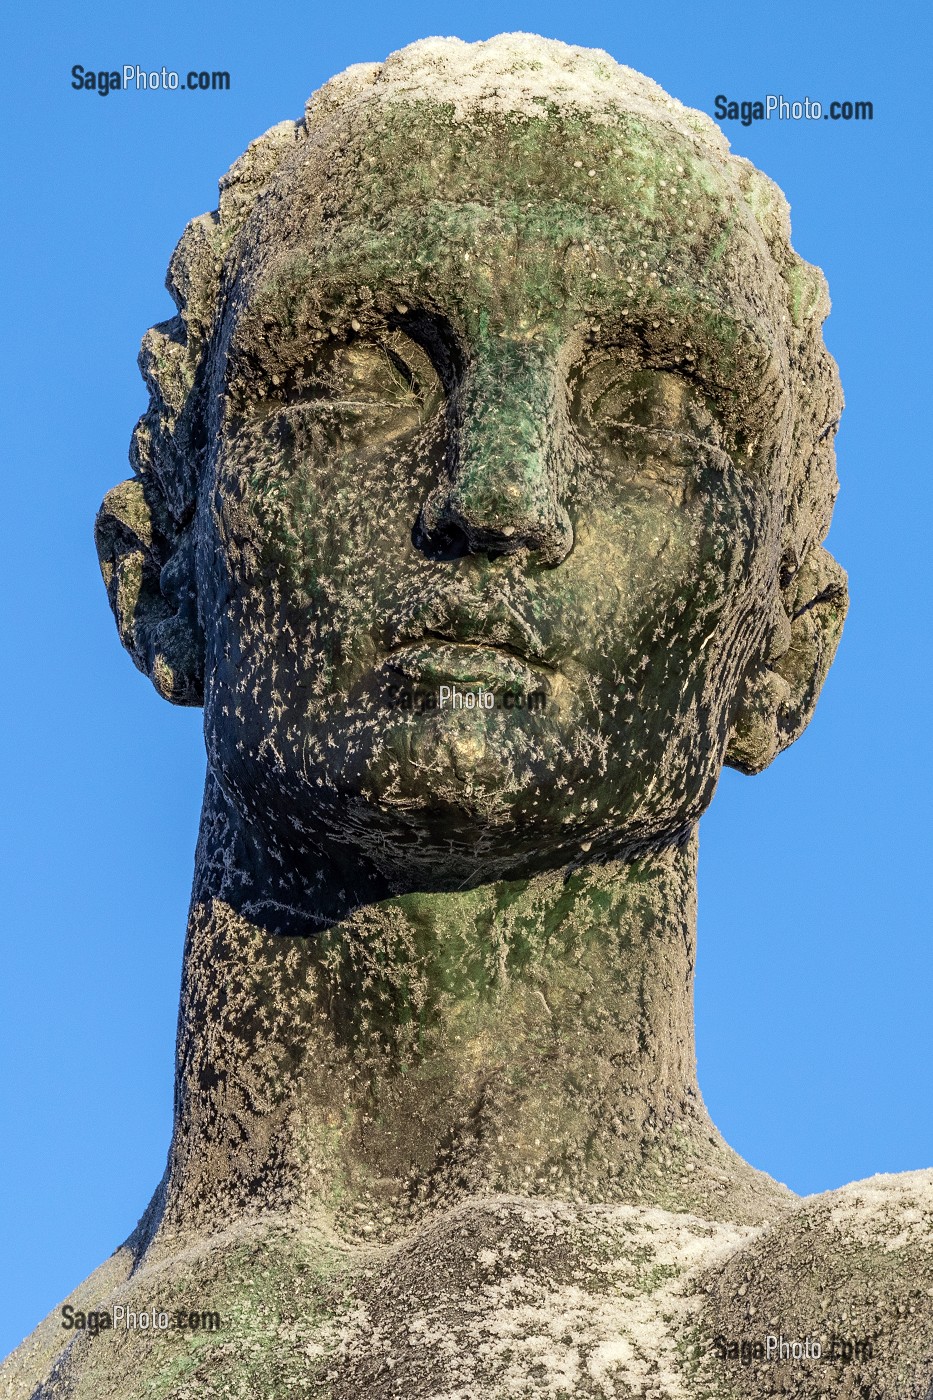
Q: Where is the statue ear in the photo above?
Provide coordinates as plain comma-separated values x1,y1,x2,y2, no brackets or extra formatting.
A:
725,546,847,775
95,477,203,706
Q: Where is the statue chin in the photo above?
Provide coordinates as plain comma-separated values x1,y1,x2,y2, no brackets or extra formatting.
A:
207,677,723,898
292,774,588,891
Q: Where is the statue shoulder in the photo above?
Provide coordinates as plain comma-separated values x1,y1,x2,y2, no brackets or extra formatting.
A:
0,1214,355,1400
0,1244,136,1400
702,1169,933,1398
8,1184,933,1400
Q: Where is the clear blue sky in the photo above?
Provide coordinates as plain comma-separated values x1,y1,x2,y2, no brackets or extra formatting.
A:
1,0,930,1361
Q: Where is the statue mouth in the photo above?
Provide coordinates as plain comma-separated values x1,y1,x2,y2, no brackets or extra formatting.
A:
383,596,560,672
380,638,556,691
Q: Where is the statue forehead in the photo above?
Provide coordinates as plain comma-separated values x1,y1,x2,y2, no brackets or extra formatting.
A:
259,102,768,262
230,105,785,389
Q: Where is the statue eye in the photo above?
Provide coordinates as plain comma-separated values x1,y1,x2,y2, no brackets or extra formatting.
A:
291,331,443,424
232,328,446,434
570,359,727,504
572,360,719,443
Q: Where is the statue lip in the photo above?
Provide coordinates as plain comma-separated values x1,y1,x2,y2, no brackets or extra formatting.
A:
380,635,557,690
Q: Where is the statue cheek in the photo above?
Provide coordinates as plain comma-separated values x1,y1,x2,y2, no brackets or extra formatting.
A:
567,479,773,734
214,414,443,595
568,493,713,643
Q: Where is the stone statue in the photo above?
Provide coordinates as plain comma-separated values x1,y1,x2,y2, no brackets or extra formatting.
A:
5,33,931,1400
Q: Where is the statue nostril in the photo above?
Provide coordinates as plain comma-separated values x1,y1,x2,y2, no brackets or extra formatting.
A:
414,457,575,565
412,515,472,561
413,514,567,564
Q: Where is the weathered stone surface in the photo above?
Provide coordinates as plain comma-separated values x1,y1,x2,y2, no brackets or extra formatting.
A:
5,31,926,1400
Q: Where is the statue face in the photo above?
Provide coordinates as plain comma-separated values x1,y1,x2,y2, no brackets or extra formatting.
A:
199,108,790,890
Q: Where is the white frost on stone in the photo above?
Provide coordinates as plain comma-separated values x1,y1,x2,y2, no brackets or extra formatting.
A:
305,32,729,151
337,1198,760,1399
824,1168,933,1253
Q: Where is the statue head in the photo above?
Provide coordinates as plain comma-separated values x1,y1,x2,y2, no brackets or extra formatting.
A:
96,35,846,904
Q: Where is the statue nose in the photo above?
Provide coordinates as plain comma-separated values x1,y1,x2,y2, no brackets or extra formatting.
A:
414,342,574,566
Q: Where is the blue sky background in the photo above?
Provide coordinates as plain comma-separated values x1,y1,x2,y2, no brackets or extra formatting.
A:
1,0,930,1361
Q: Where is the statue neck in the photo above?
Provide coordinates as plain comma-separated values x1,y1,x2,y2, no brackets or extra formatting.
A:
153,777,790,1247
